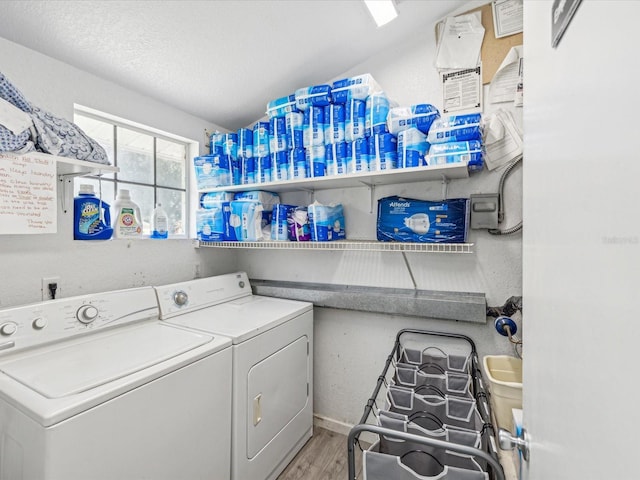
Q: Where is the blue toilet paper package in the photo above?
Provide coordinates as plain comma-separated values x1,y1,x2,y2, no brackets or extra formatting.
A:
295,85,332,111
387,104,441,135
426,113,482,144
377,196,469,243
427,140,484,171
308,202,346,241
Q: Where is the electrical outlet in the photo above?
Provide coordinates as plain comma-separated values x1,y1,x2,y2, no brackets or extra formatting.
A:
41,276,61,301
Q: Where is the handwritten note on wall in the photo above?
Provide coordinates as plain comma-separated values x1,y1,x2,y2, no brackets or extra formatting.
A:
0,152,57,234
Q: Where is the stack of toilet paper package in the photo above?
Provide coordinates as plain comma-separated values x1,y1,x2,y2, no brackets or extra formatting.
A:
197,190,346,243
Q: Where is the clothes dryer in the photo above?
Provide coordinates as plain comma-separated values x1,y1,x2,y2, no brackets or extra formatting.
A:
155,272,313,480
0,286,232,480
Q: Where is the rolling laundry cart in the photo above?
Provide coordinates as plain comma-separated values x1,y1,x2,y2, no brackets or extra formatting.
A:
347,329,505,480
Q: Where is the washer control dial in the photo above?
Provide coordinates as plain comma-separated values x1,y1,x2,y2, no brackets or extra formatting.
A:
32,317,47,330
76,305,99,324
0,322,17,336
173,291,188,307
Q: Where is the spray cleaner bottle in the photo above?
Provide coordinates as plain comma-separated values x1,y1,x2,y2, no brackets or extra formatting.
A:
112,189,143,239
73,184,113,240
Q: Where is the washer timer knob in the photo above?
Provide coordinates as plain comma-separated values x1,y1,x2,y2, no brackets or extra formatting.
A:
77,305,99,324
173,291,188,306
0,322,17,336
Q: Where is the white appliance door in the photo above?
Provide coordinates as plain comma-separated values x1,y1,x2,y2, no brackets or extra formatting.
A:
523,1,640,479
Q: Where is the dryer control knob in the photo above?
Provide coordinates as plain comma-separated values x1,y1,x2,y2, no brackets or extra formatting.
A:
174,291,188,306
77,305,99,324
32,317,47,330
0,322,18,336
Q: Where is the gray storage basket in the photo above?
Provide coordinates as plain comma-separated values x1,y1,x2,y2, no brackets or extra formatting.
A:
393,361,473,397
363,442,489,480
400,344,472,374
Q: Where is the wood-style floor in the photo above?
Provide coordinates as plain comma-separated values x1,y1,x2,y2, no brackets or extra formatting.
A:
277,427,365,480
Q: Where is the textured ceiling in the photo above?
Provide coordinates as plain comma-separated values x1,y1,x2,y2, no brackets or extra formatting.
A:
0,0,466,131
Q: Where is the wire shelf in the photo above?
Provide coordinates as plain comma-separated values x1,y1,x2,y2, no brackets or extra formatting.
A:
197,240,474,253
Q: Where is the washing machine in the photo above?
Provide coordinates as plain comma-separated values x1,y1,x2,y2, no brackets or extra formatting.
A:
155,271,313,480
0,286,232,480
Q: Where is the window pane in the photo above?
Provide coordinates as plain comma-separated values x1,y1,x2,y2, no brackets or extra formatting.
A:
117,127,154,184
74,114,115,179
117,184,154,235
157,138,186,189
73,179,116,207
157,188,186,235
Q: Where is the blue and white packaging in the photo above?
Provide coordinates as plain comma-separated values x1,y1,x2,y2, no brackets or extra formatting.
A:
253,121,270,158
222,133,237,159
242,156,256,184
235,190,280,234
295,85,332,111
397,128,429,168
237,128,253,159
269,116,287,153
325,142,347,176
255,156,273,184
285,112,304,150
377,196,469,243
266,94,298,118
308,202,346,241
229,200,264,241
196,207,226,241
387,104,440,135
290,148,308,179
426,113,483,144
331,73,382,104
231,157,242,185
427,140,484,171
272,150,292,181
365,93,391,137
346,138,369,173
323,104,345,144
345,98,366,142
303,106,325,147
199,191,235,208
288,207,311,241
194,155,231,189
368,134,397,171
209,132,224,156
270,204,296,241
306,145,326,177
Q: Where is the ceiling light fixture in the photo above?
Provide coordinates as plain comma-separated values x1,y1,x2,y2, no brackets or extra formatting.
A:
364,0,398,27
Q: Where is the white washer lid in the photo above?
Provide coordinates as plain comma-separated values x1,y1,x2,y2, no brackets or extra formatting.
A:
0,322,214,399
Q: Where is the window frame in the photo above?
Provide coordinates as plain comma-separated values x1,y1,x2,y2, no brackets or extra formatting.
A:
73,104,198,239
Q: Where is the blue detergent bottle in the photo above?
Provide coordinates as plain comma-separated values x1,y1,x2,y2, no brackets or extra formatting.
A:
74,184,113,240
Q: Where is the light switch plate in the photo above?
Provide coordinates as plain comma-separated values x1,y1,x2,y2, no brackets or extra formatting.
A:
470,193,499,229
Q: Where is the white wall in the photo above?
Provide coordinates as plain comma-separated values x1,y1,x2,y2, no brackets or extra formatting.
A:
237,6,524,427
0,37,237,307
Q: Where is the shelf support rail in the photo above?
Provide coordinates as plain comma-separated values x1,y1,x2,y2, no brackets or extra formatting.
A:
401,251,418,290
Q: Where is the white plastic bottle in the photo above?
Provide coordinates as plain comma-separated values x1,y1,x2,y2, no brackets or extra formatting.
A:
112,189,143,239
151,203,169,239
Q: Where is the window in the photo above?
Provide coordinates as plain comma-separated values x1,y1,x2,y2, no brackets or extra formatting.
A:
73,108,191,237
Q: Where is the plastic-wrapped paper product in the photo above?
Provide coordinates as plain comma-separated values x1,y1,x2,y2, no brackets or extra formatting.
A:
237,128,253,159
222,133,237,159
377,196,469,243
266,94,298,118
209,131,224,156
365,93,391,136
295,85,332,111
325,142,347,176
270,204,297,241
199,191,235,208
426,113,482,144
306,145,326,177
290,148,308,178
308,202,346,241
285,112,304,150
331,73,382,104
253,121,270,158
268,116,287,153
323,104,345,144
235,191,280,235
196,206,227,241
387,104,440,135
193,155,231,189
397,128,429,168
242,156,256,185
288,206,311,241
368,133,397,171
303,106,325,147
346,138,369,173
345,98,366,142
272,150,292,181
427,140,484,171
229,200,264,241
